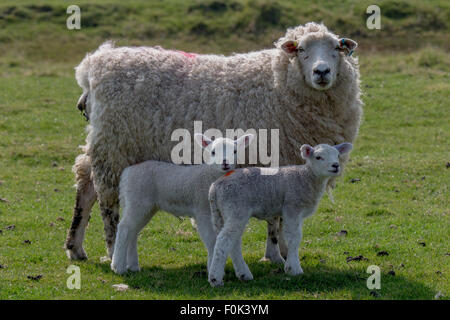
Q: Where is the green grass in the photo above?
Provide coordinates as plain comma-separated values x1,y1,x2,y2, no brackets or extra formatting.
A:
0,0,449,299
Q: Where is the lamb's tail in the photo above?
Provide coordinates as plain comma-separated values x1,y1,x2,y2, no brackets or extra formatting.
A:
209,185,224,233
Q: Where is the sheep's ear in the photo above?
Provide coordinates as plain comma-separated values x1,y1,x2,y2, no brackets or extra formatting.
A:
194,133,213,149
281,40,298,54
235,134,254,149
334,142,353,155
338,38,358,56
300,144,314,160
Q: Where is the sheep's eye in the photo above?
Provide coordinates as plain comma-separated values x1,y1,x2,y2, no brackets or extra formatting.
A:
234,150,237,154
315,156,322,160
298,47,305,52
335,46,341,51
211,150,215,156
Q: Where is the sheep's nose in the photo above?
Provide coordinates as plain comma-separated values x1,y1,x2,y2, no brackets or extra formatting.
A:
332,163,339,169
313,66,331,77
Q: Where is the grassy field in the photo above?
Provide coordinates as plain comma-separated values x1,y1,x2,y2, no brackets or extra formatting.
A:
0,0,449,299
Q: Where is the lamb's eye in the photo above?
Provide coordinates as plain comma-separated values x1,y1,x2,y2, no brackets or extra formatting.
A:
234,150,237,154
211,150,215,156
315,156,322,160
298,47,305,52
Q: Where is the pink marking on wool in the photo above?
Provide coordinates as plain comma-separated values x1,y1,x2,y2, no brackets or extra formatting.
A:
173,50,197,59
156,47,197,59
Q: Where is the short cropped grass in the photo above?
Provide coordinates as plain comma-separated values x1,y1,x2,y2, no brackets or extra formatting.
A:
0,0,449,299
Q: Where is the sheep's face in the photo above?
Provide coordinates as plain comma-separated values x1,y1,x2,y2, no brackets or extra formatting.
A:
194,134,254,173
301,143,353,177
281,34,357,91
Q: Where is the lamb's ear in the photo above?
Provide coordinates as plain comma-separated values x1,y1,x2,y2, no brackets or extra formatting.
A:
300,144,314,160
334,142,353,155
281,40,299,55
194,133,213,149
338,38,358,56
235,134,254,149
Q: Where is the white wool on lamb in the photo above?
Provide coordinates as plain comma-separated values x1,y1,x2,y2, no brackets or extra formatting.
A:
207,143,353,287
111,134,253,274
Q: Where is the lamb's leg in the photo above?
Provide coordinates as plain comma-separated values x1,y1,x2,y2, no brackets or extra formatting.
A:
125,232,140,272
111,213,134,274
209,217,249,287
278,217,289,259
282,208,304,275
261,218,285,264
65,166,97,260
230,237,253,281
111,203,153,274
194,212,217,272
126,208,156,272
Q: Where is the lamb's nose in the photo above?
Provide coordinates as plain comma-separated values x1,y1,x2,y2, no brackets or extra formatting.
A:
313,67,331,77
332,163,339,169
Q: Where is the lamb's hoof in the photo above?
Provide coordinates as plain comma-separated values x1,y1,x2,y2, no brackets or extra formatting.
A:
209,277,224,287
65,247,88,261
260,255,285,264
239,273,254,281
127,265,141,272
111,262,127,275
284,265,304,276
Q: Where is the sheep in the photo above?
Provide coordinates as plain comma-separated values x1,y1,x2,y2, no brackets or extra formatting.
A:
65,22,363,263
111,133,254,275
208,142,353,287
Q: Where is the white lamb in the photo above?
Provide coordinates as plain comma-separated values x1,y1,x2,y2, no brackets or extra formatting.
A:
208,142,353,286
111,133,253,275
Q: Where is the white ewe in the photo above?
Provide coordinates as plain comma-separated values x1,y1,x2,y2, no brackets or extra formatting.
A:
111,134,253,275
65,22,362,262
208,143,353,286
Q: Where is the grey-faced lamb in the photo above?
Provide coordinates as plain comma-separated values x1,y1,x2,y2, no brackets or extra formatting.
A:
208,142,353,287
66,22,363,263
111,134,253,275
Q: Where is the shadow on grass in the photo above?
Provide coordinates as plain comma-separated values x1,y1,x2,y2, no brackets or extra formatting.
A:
93,259,434,299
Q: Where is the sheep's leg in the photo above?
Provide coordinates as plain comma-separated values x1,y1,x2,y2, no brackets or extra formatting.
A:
261,218,285,264
194,212,217,272
126,208,156,272
65,176,97,260
100,202,120,259
230,237,253,281
282,208,304,275
209,217,249,287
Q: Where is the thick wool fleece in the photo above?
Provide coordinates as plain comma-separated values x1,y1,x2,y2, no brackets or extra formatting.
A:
75,22,362,209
